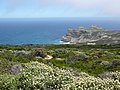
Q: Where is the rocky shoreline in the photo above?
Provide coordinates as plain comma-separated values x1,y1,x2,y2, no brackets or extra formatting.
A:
61,26,120,45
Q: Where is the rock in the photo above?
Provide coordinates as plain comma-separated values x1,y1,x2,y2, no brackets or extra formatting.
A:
10,64,25,75
98,71,113,79
61,36,72,42
93,56,99,59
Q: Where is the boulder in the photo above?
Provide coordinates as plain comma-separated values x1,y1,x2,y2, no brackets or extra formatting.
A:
98,71,113,79
93,56,99,59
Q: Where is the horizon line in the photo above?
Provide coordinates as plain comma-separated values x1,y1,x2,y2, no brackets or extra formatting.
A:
0,17,120,19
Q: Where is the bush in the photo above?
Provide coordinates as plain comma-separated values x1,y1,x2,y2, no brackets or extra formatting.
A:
112,60,120,67
65,53,88,64
51,49,69,58
0,59,15,74
0,62,120,90
31,48,47,58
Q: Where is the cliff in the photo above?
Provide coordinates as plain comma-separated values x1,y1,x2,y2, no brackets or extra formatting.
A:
61,26,120,45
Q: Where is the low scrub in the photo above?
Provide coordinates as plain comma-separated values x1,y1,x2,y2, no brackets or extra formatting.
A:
0,62,120,90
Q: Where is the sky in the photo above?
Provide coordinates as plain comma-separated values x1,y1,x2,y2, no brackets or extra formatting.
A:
0,0,120,18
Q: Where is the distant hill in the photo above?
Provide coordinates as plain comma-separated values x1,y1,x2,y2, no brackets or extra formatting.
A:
61,26,120,45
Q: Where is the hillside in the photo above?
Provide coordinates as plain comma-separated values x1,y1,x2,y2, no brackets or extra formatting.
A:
0,44,120,89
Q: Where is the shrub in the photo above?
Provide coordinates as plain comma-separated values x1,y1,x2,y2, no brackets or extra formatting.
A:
112,60,120,67
31,48,47,58
65,53,88,64
0,59,15,74
51,49,69,58
0,62,120,90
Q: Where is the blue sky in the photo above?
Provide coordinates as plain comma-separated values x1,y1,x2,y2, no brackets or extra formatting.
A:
0,0,120,18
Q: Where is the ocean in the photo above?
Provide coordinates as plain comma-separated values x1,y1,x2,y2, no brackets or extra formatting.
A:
0,18,120,44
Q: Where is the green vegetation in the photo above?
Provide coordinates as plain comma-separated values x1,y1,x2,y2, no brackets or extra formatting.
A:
0,44,120,89
0,62,120,90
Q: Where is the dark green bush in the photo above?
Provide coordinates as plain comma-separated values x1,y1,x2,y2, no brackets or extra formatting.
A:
31,48,47,58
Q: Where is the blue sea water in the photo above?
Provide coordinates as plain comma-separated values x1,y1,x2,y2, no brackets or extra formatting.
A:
0,18,120,44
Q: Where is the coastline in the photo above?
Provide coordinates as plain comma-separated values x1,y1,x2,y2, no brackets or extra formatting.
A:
61,26,120,45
